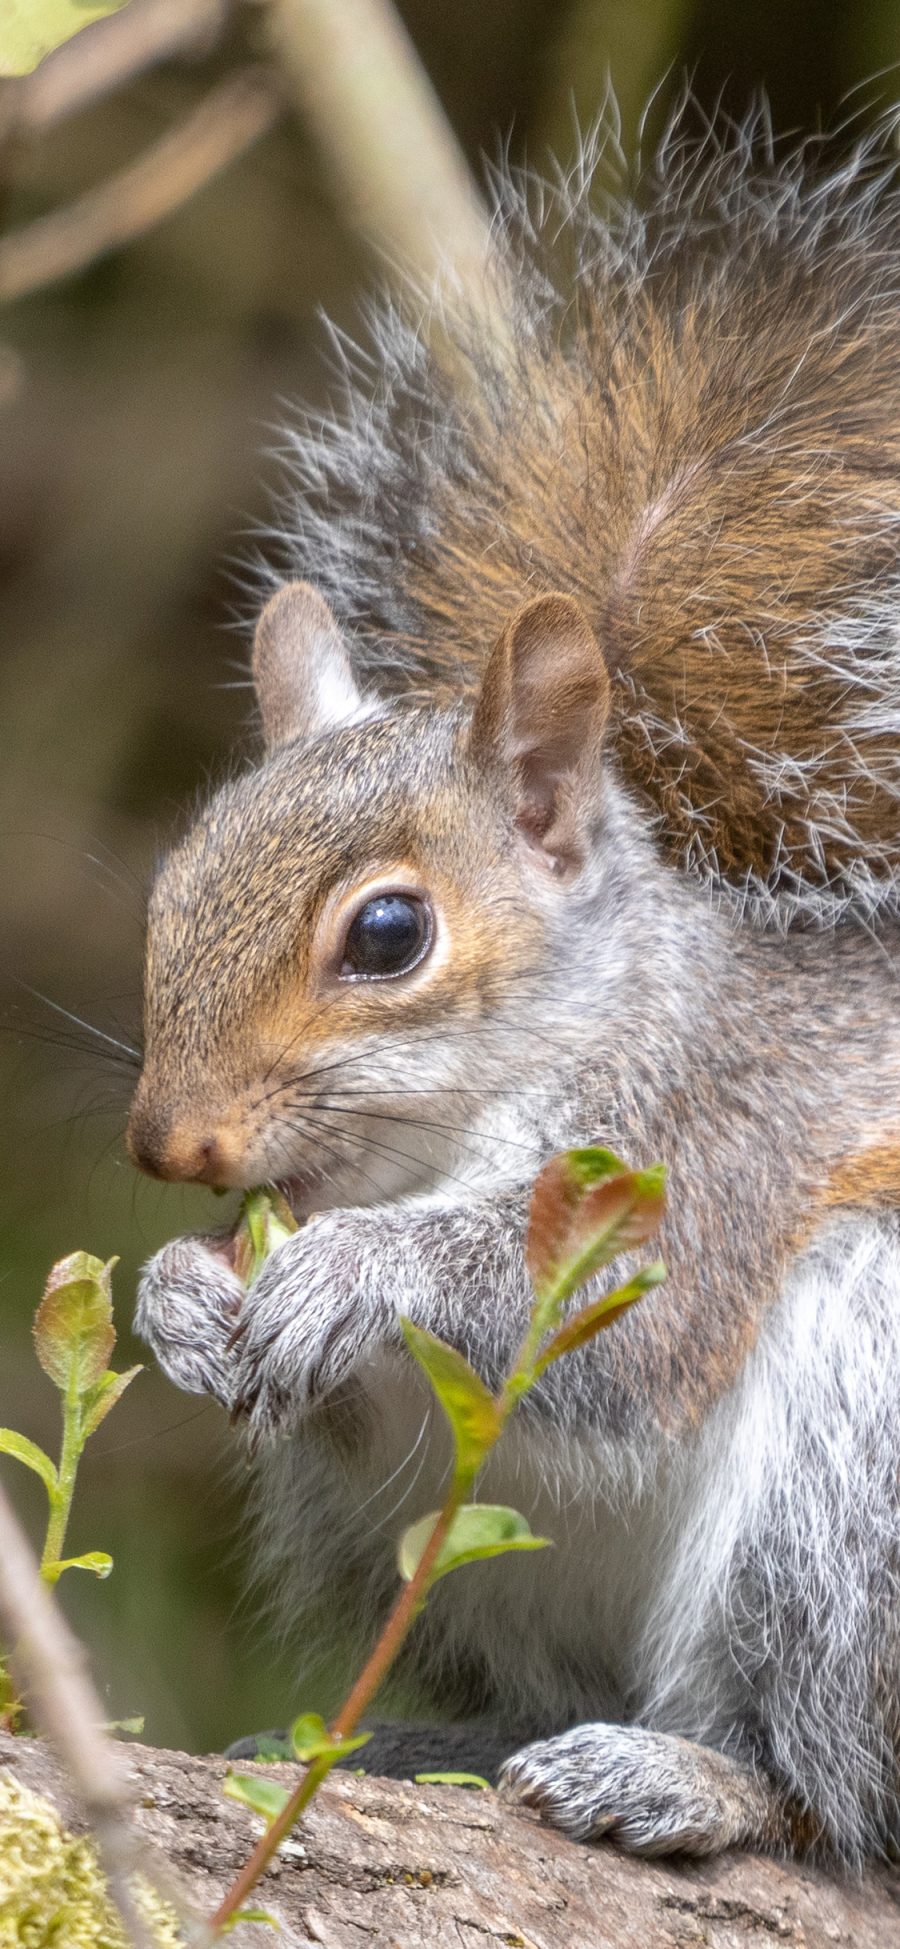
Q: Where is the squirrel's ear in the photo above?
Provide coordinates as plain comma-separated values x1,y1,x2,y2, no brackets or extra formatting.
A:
469,593,610,873
252,582,373,752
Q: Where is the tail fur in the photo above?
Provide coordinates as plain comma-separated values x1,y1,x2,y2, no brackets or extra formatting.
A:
271,100,900,929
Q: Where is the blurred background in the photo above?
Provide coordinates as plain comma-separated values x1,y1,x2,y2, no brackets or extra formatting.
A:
0,0,897,1754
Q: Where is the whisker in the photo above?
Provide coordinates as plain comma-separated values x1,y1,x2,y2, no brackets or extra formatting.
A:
0,1022,137,1072
6,977,141,1063
303,1084,555,1100
272,1110,396,1205
285,1104,483,1197
253,956,583,1103
367,1406,438,1535
349,1400,432,1524
1,828,146,914
308,1094,540,1160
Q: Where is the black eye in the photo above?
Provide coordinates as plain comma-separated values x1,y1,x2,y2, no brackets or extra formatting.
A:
341,894,431,979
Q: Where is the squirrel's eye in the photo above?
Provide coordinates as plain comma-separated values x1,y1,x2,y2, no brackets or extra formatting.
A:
341,894,431,980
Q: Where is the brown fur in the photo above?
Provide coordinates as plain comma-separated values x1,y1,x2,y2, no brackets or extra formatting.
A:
280,129,900,922
406,302,900,896
822,1143,900,1209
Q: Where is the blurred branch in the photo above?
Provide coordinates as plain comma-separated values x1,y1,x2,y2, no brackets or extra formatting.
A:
7,0,229,135
0,1478,154,1949
265,0,497,309
0,66,280,304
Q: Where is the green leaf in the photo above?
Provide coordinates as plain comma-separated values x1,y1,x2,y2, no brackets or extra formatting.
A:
398,1504,551,1584
104,1716,144,1736
399,1319,501,1481
0,1657,24,1731
81,1364,142,1437
44,1551,113,1583
290,1711,371,1764
223,1772,290,1824
0,1428,58,1495
33,1252,116,1393
414,1771,490,1789
534,1261,667,1374
250,1736,294,1762
234,1188,299,1286
221,1911,280,1934
525,1150,666,1324
0,0,131,77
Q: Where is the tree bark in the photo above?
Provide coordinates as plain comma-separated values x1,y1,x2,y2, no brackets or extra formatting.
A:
3,1730,900,1948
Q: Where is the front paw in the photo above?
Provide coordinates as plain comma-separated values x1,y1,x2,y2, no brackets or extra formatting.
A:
232,1209,398,1440
135,1235,245,1408
500,1725,773,1856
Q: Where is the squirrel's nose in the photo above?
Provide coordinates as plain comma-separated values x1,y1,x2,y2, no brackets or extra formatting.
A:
126,1105,234,1186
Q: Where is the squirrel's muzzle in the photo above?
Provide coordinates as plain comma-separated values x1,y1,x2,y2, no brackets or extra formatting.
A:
126,1095,237,1187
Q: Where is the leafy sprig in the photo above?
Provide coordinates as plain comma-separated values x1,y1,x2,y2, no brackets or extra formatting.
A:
214,1145,666,1935
0,1252,141,1727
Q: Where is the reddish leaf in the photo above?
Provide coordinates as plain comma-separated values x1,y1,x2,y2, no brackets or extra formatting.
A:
534,1261,666,1373
526,1149,666,1322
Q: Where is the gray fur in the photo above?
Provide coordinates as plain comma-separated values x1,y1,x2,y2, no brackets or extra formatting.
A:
133,106,900,1867
135,769,900,1864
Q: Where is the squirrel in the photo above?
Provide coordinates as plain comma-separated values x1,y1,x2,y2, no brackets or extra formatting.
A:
128,108,900,1867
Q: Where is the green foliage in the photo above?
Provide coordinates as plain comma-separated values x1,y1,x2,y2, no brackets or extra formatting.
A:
220,1911,280,1935
414,1772,490,1789
532,1259,667,1376
506,1148,667,1400
525,1148,666,1326
210,1162,666,1934
223,1772,291,1825
233,1189,298,1288
399,1320,502,1486
398,1504,550,1583
45,1549,113,1579
0,0,131,78
0,1428,58,1495
0,1249,141,1721
289,1712,370,1764
33,1250,115,1389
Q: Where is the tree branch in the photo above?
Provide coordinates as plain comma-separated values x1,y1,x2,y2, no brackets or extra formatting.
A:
0,1480,156,1949
3,1725,900,1948
0,66,281,304
9,0,230,135
264,0,496,307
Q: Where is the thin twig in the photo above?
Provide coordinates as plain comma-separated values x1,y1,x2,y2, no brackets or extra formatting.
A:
265,0,497,310
0,66,281,305
208,1478,466,1934
0,1478,153,1949
12,0,230,134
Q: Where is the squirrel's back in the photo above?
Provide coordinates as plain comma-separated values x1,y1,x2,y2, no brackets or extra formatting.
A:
273,104,900,929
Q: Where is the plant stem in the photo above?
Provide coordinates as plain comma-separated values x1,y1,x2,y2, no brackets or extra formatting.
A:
331,1478,466,1740
208,1477,468,1934
40,1366,81,1580
209,1242,583,1931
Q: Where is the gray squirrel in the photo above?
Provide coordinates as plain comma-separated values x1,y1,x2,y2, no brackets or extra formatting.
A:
128,110,900,1864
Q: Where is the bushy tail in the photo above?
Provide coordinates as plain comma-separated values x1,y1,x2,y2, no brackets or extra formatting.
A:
272,100,900,929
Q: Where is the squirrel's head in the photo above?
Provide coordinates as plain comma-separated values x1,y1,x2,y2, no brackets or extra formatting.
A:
127,582,631,1212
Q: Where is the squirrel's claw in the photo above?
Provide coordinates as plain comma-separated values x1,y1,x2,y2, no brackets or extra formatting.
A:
230,1211,394,1441
135,1236,245,1411
499,1724,785,1856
